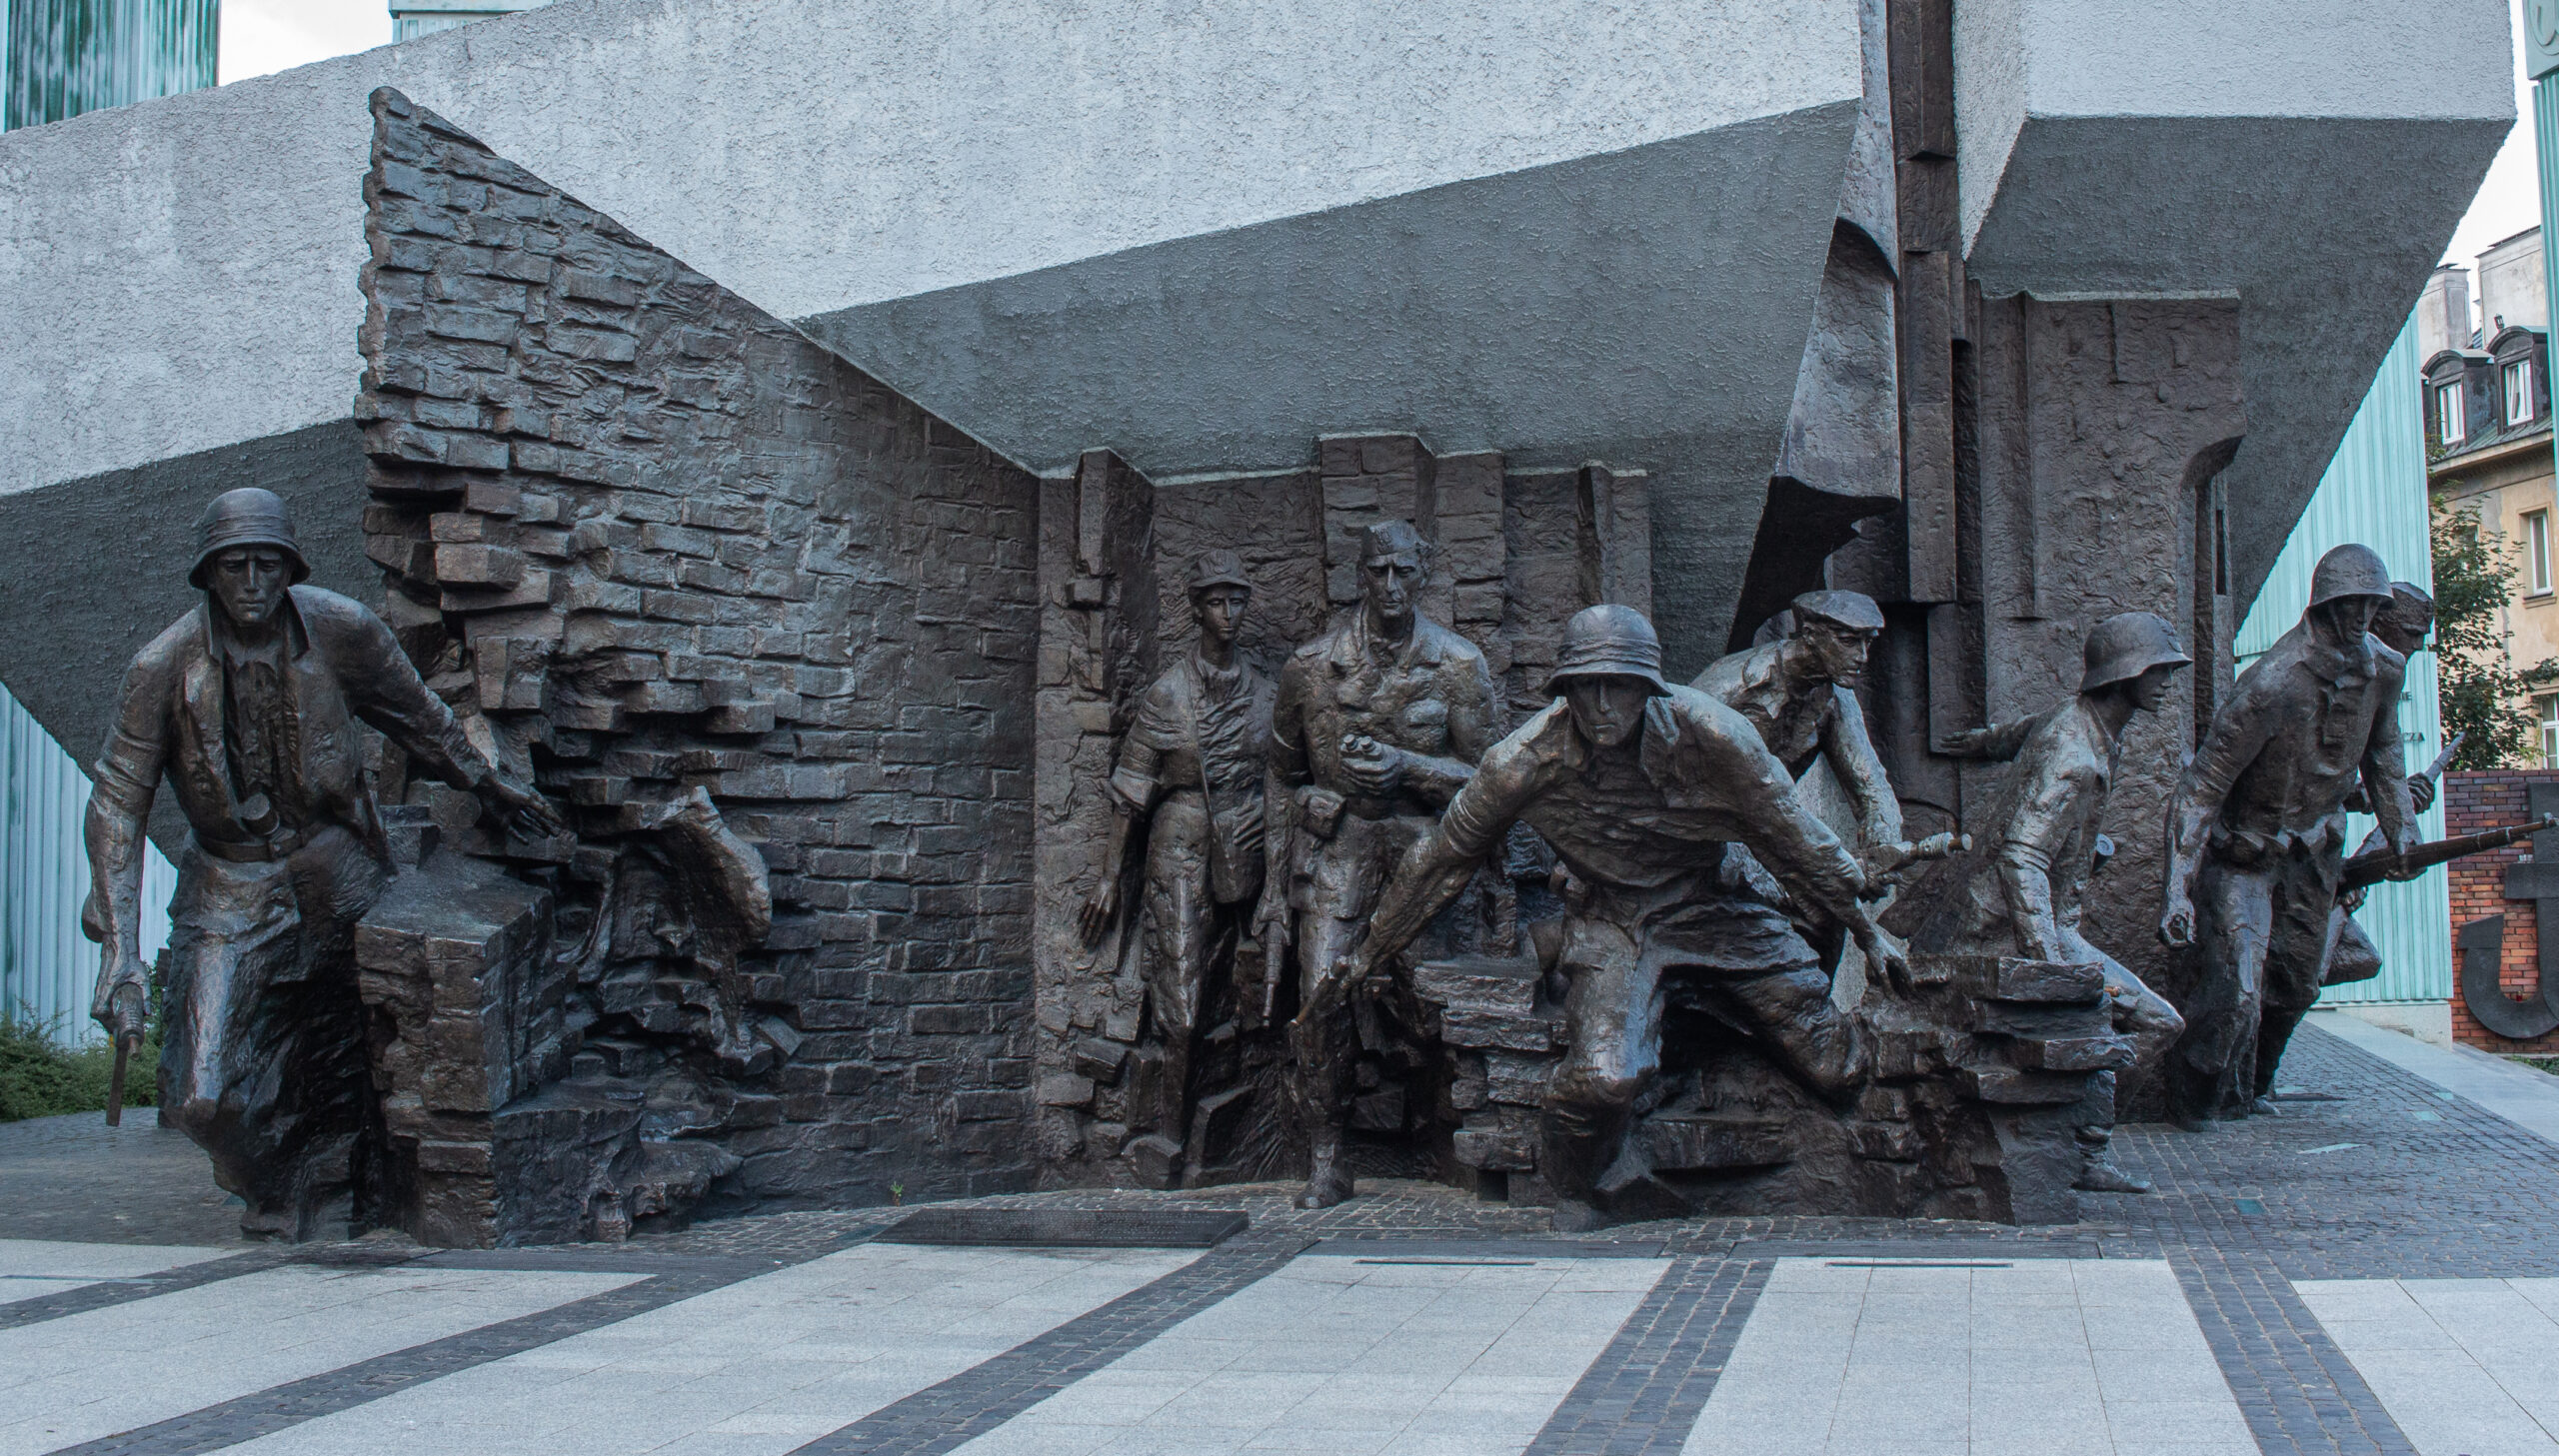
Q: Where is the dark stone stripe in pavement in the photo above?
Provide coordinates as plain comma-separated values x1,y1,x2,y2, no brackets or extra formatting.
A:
2175,1248,2418,1456
50,1241,869,1456
790,1235,1317,1456
1523,1255,1771,1456
0,1250,289,1330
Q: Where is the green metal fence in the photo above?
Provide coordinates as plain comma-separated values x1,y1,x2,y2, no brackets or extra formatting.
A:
3,0,216,132
2234,315,2452,1005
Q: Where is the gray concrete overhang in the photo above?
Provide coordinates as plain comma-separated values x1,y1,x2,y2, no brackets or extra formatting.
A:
1956,0,2514,616
0,0,1867,736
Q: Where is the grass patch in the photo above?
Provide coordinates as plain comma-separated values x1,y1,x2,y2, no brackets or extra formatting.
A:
0,1015,157,1122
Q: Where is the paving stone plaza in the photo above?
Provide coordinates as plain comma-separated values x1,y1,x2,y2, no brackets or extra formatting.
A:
6,1012,2558,1456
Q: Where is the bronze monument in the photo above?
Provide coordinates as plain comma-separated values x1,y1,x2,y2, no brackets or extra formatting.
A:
84,488,558,1239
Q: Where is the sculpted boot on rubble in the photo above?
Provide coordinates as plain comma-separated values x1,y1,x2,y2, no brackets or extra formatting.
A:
82,489,559,1239
1917,612,2192,1193
1260,521,1495,1208
1342,605,1896,1229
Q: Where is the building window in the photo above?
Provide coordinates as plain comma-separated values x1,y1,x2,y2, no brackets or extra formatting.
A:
2542,696,2558,768
2509,359,2539,426
2440,380,2468,443
2531,510,2553,595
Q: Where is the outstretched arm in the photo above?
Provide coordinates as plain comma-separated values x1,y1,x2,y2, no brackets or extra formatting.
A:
2361,661,2416,859
2162,694,2269,944
1992,750,2090,960
84,659,168,1031
1821,687,1903,851
340,611,560,837
1345,737,1537,981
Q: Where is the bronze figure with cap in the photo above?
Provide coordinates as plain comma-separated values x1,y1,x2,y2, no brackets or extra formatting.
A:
83,488,560,1239
1694,590,1901,868
1258,519,1497,1207
1916,612,2193,1192
1081,550,1275,1182
2160,544,2419,1124
1347,605,1897,1228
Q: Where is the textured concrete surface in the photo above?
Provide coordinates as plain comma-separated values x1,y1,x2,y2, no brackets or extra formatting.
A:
1954,0,2512,615
2307,1008,2559,1150
0,0,1859,496
2294,1276,2559,1456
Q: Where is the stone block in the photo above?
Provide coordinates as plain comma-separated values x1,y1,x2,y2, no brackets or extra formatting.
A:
1409,955,1540,1016
1439,1008,1562,1052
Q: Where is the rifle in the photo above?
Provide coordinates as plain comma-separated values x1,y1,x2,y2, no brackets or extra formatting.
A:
2340,813,2557,892
103,982,144,1128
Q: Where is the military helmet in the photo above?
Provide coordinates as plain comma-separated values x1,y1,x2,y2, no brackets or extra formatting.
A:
1790,589,1885,635
1545,604,1670,697
2306,544,2391,609
190,488,311,590
2080,611,2192,692
1187,549,1253,594
2385,581,2436,629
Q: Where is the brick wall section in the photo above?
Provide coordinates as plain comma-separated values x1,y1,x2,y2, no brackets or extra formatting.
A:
357,90,1041,1207
2444,770,2559,1053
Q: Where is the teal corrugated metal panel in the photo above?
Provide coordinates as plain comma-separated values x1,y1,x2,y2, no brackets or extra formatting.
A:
0,682,172,1044
4,0,217,132
2233,315,2450,1004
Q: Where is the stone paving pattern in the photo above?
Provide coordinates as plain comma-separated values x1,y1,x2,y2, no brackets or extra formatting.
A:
7,1021,2559,1454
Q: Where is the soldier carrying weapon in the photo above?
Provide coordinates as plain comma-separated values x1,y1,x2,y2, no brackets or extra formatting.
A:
84,488,559,1238
2160,545,2416,1125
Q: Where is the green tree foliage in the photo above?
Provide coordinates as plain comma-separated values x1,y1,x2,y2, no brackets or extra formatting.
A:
2431,499,2559,768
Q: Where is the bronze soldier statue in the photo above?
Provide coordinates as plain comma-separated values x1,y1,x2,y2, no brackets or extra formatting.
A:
1081,551,1273,1180
85,488,559,1239
2321,583,2441,989
1347,605,1896,1229
2161,544,2416,1125
1696,590,1900,859
1919,612,2192,1192
1259,519,1496,1208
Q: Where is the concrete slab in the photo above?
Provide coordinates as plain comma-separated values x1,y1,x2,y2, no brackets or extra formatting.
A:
0,1236,228,1306
2296,1276,2559,1456
1682,1258,2255,1456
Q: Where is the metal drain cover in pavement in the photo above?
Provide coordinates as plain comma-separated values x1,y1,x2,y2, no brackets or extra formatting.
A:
877,1207,1251,1248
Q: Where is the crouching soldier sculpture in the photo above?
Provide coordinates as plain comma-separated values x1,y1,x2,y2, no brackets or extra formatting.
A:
1340,605,1897,1229
85,488,559,1239
1916,613,2192,1192
1694,590,1901,860
2161,545,2416,1125
1081,551,1273,1180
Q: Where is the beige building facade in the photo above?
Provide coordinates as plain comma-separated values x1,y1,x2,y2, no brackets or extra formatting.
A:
2427,228,2559,761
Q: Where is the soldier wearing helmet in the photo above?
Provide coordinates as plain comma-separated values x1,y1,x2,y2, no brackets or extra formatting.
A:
84,488,560,1239
1694,590,1901,868
1079,550,1274,1183
1912,612,2192,1193
1344,604,1897,1228
1259,519,1497,1207
2161,544,2418,1124
2321,581,2444,990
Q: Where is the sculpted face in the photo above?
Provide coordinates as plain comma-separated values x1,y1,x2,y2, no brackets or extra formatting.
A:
1798,620,1876,691
208,547,292,630
2129,663,2182,714
1195,586,1251,646
1565,675,1652,749
1360,550,1422,631
2314,595,2383,647
2374,606,2433,657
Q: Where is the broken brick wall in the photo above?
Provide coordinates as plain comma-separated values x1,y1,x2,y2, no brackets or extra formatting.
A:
357,89,1040,1220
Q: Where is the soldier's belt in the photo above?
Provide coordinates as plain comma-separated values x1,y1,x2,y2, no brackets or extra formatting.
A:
198,828,306,863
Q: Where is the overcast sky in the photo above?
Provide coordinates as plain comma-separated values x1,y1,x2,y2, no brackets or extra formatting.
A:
217,0,389,86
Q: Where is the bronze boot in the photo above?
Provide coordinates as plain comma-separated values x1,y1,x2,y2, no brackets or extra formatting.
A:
1296,1130,1352,1209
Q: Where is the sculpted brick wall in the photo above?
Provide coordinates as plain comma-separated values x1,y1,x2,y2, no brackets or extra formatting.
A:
356,90,1040,1218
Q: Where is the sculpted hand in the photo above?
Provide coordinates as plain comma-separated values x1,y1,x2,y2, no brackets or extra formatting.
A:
2390,820,2420,861
2412,777,2437,814
480,773,565,839
2159,895,2197,948
1848,911,1910,995
1079,876,1121,947
90,953,148,1036
1338,736,1406,798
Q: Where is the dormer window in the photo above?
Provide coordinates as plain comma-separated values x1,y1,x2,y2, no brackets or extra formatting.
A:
2509,358,2539,427
2439,380,2468,443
